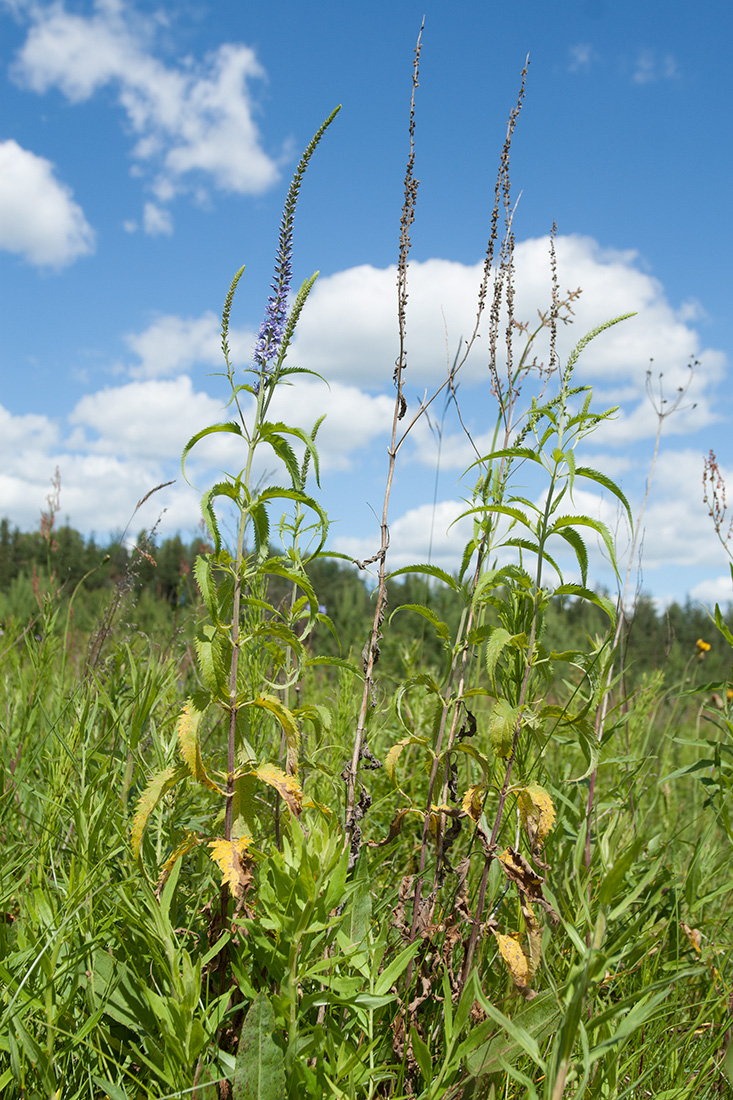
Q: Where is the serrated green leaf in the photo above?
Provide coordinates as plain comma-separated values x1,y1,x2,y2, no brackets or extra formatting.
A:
260,420,322,488
574,465,633,531
484,627,512,685
553,584,616,624
388,562,463,592
233,993,285,1100
390,602,451,642
193,553,219,623
181,421,244,482
552,512,617,575
489,699,521,758
194,624,230,699
552,522,589,587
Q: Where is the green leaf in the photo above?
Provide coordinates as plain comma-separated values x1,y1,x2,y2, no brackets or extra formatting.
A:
260,420,322,488
598,836,646,908
372,941,422,996
467,445,544,469
92,1077,131,1100
462,990,560,1075
551,512,617,575
390,602,451,642
181,421,244,482
553,584,616,624
445,741,493,777
200,480,241,553
552,522,588,587
388,562,463,592
470,985,547,1071
194,623,230,699
411,1026,433,1085
502,537,564,580
456,502,537,529
484,627,526,686
250,500,271,561
193,553,220,622
489,699,521,758
714,603,733,646
233,993,286,1100
256,487,329,557
574,465,633,531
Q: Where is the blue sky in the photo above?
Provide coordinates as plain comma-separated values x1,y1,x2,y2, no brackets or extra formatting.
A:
1,0,731,607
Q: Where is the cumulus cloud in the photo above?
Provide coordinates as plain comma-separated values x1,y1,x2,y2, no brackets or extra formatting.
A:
143,201,173,236
689,575,733,608
10,0,280,218
290,236,726,455
0,139,95,267
0,233,727,605
334,499,475,574
126,312,223,379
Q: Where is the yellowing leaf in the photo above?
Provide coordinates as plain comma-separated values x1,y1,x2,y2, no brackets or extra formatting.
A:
385,735,429,786
517,783,556,846
131,765,186,858
177,701,223,794
681,921,702,954
521,900,542,978
208,836,253,899
254,762,303,817
494,932,530,991
250,695,301,776
156,832,203,896
462,784,484,822
428,803,457,836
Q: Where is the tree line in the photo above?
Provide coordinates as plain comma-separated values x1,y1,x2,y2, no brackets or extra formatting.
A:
0,516,730,688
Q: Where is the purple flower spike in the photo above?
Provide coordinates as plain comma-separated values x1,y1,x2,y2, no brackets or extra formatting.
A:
252,212,292,387
250,106,340,394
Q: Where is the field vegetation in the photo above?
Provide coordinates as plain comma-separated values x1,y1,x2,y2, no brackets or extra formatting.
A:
1,32,732,1100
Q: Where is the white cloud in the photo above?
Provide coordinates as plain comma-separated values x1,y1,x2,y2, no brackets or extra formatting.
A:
126,312,223,378
143,201,173,236
0,139,95,267
334,499,474,574
689,575,733,608
124,310,263,380
11,0,280,217
568,44,596,73
290,237,726,451
266,379,394,471
632,49,680,85
67,376,225,460
0,232,727,607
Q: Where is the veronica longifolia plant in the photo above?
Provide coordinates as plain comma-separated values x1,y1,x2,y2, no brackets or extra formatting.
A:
131,107,340,900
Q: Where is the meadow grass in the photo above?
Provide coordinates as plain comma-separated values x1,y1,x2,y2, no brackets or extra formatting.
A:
1,32,733,1100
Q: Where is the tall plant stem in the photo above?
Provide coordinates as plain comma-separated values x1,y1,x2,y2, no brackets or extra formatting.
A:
460,468,558,982
344,23,423,851
584,367,691,871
